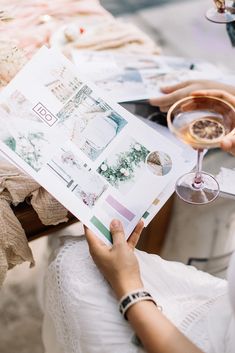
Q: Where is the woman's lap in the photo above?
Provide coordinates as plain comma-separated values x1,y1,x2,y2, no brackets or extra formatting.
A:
45,236,228,353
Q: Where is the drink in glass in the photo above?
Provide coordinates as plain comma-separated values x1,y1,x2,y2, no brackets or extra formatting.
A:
167,95,235,204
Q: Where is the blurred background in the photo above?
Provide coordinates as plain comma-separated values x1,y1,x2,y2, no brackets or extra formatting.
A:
100,0,184,16
100,0,235,70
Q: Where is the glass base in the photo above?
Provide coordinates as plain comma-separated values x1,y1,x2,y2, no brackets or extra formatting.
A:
175,172,220,205
206,8,235,23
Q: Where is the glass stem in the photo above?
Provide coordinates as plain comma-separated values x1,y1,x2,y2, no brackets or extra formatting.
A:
193,149,204,188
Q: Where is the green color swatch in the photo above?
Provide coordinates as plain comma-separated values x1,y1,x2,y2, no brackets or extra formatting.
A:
90,216,112,242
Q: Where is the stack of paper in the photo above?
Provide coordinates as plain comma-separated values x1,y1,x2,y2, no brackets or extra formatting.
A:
72,51,223,103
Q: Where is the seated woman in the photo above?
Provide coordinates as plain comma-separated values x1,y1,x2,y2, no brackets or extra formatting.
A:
44,89,235,353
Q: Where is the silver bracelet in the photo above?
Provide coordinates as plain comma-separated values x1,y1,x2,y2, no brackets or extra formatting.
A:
119,288,161,320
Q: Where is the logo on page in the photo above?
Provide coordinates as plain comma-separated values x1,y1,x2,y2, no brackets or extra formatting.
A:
33,103,57,126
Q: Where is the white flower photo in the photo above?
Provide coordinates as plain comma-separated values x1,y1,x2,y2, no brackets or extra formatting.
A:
97,137,150,194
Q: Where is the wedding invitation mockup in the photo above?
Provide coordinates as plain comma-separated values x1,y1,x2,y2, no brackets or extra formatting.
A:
72,51,222,103
0,46,188,244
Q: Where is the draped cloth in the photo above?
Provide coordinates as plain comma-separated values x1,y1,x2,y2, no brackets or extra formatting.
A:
0,160,69,286
0,0,160,58
0,0,111,56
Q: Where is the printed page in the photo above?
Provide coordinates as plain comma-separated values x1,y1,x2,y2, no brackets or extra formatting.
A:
72,51,222,103
0,46,188,244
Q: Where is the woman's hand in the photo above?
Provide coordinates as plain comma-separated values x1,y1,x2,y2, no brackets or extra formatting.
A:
221,136,235,156
87,220,204,353
191,89,235,156
85,219,144,299
149,80,235,112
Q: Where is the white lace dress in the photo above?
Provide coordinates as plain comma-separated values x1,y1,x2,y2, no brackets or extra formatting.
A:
44,236,234,353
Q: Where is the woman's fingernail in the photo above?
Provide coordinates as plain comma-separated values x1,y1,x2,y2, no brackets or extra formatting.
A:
111,219,120,229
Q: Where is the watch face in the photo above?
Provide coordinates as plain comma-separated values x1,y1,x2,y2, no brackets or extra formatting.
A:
122,296,131,308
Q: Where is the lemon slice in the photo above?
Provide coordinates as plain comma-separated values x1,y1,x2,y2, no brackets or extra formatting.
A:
189,118,225,143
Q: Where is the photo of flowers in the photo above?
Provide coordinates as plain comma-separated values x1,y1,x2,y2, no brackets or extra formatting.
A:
44,63,82,103
97,137,150,194
48,150,108,208
146,151,172,176
0,91,51,171
56,85,127,160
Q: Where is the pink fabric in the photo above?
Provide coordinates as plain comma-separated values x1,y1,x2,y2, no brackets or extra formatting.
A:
0,0,111,56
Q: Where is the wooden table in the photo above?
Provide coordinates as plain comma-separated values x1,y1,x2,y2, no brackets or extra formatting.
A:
13,202,77,242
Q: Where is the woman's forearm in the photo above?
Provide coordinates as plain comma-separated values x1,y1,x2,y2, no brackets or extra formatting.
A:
126,301,204,353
